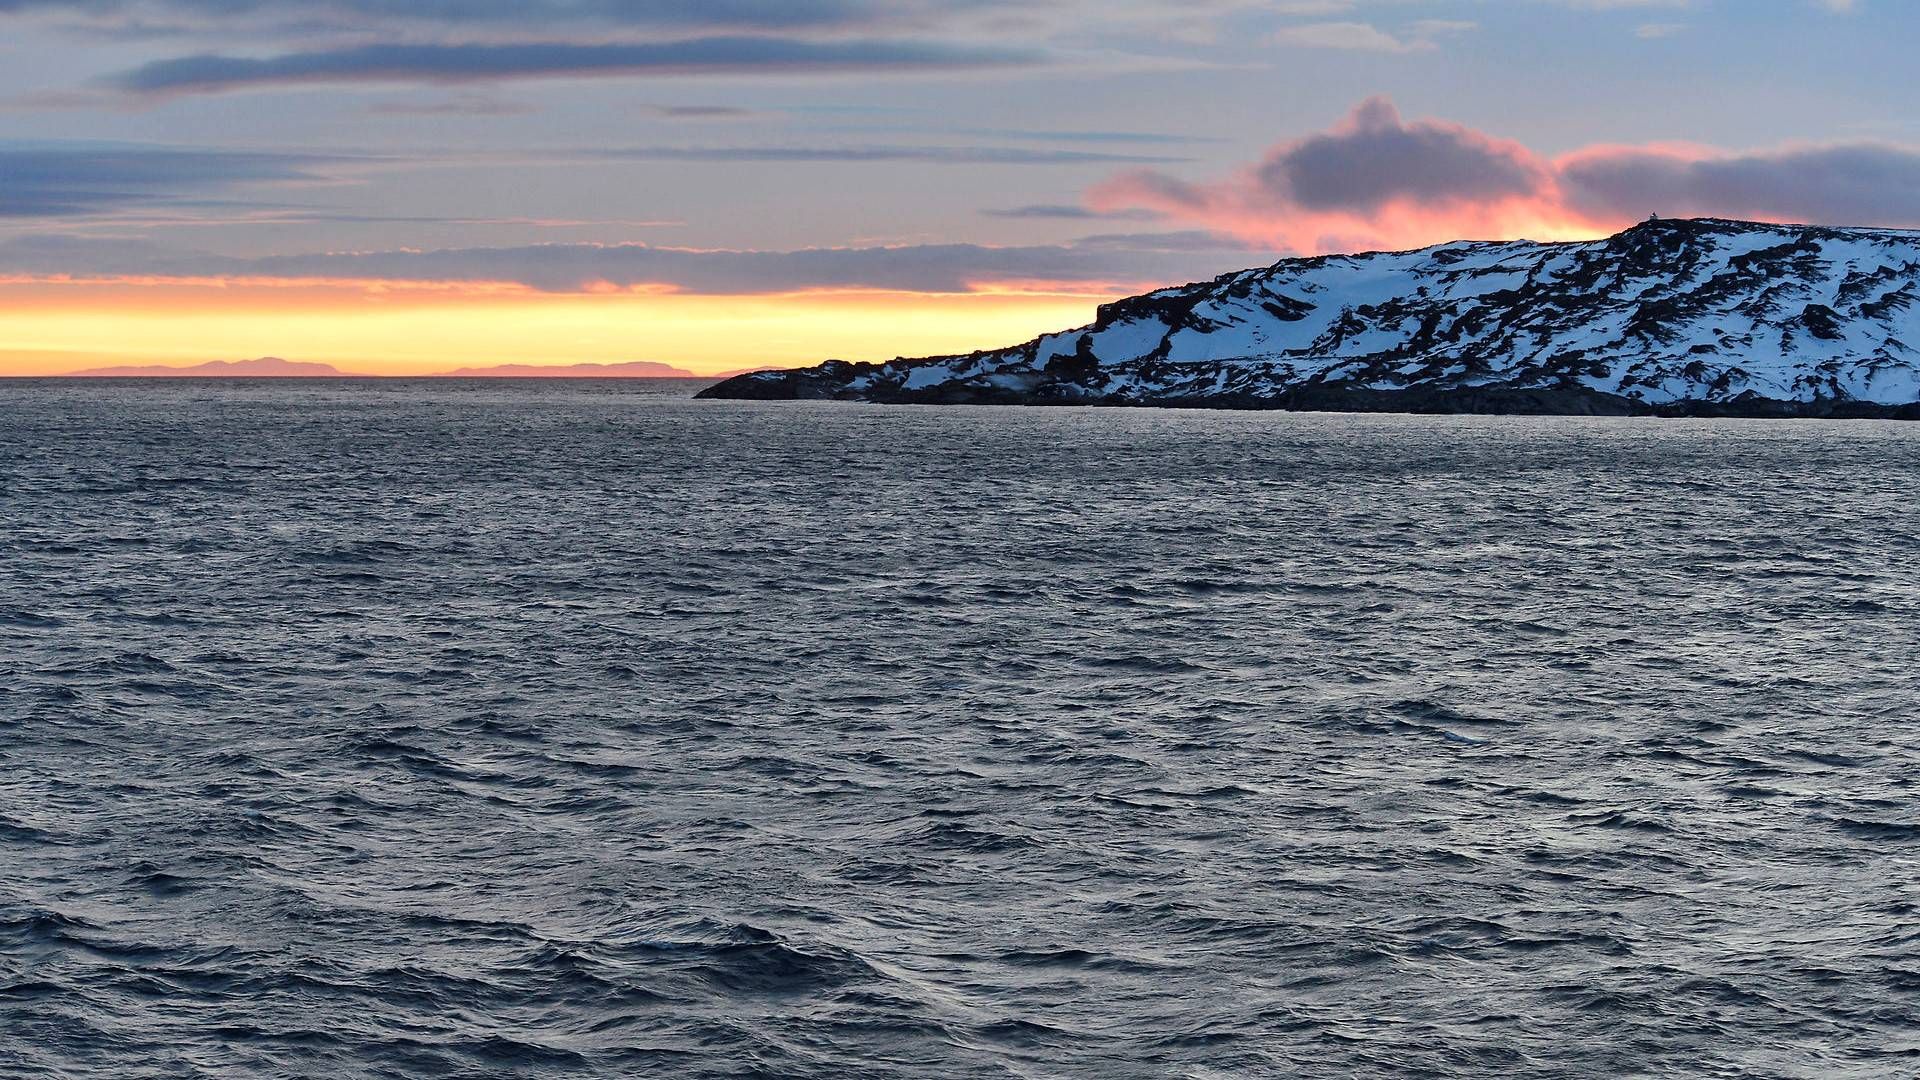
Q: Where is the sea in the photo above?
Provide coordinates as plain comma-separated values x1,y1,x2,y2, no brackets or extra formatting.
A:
3,378,1918,1078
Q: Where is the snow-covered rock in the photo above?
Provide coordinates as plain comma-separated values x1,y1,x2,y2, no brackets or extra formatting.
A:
699,218,1920,416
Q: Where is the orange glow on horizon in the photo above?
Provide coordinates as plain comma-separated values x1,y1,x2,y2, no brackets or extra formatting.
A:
0,278,1127,377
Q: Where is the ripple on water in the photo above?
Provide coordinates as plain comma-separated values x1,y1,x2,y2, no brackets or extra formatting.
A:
1,381,1918,1078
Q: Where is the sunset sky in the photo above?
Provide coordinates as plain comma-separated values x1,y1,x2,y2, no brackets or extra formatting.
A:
2,0,1915,376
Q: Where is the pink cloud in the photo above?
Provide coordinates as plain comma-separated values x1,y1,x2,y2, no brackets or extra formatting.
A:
1090,97,1920,253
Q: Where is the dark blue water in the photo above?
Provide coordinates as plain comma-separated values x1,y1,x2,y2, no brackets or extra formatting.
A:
4,379,1919,1078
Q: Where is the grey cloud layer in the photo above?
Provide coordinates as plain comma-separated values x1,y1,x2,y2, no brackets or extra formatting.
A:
111,38,1040,94
981,204,1166,220
0,0,939,31
0,233,1260,294
0,144,323,217
1562,143,1920,226
587,145,1187,165
0,138,1183,224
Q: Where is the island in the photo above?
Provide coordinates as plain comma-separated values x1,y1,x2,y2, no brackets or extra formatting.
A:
698,218,1920,418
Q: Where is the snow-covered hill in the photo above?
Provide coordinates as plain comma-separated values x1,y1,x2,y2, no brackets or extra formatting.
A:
699,218,1920,416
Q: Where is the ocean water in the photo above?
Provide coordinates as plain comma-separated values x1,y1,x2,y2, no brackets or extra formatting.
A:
3,378,1919,1079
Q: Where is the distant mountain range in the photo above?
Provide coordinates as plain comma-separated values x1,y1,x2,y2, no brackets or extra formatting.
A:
69,357,348,377
61,358,758,378
700,218,1920,418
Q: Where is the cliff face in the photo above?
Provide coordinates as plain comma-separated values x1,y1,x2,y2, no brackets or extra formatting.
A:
698,218,1920,416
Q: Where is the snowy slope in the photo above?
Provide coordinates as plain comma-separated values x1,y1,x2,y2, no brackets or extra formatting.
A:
700,218,1920,413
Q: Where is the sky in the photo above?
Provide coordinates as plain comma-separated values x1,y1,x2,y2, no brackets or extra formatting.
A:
0,0,1915,376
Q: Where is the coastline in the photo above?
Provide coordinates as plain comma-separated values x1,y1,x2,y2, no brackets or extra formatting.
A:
696,372,1920,420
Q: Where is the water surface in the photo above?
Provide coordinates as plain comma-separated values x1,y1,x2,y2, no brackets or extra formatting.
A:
3,379,1918,1077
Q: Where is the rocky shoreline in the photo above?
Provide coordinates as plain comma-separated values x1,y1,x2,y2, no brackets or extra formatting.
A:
697,369,1920,419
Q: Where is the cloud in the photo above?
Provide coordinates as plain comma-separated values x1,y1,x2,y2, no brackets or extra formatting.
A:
0,142,325,217
651,104,759,118
1091,97,1552,244
0,0,1273,38
948,128,1220,146
1088,95,1920,252
981,204,1166,220
0,0,942,33
0,231,1266,295
0,133,1187,222
108,37,1041,96
1259,97,1545,212
1269,19,1473,53
366,95,533,116
1270,21,1424,52
1265,1,1357,14
587,145,1189,165
1066,229,1265,253
1539,1,1689,9
1559,142,1920,225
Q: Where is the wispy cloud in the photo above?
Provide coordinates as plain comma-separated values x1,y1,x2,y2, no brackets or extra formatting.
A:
1269,18,1474,53
586,144,1191,165
0,133,1195,226
0,142,327,217
364,98,764,119
905,127,1221,146
651,104,760,118
1559,141,1920,225
0,0,958,34
1539,1,1690,9
108,38,1043,96
1265,1,1356,14
0,231,1268,295
366,95,533,116
981,204,1166,220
